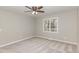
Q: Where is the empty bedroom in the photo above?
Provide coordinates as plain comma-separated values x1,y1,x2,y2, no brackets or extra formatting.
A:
0,6,78,53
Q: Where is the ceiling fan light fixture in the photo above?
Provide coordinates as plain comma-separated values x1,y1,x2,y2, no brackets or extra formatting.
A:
32,11,35,15
35,12,38,14
32,11,38,15
25,6,44,15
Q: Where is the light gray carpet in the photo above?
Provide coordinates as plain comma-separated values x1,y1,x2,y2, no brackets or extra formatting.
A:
0,37,77,53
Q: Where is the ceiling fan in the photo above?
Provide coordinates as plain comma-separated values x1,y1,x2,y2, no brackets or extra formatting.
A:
24,6,45,15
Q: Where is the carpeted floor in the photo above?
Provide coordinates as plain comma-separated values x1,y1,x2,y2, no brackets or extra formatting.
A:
0,37,77,53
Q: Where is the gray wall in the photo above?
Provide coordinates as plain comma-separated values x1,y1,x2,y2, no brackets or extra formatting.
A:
36,9,77,44
0,10,35,46
77,8,79,52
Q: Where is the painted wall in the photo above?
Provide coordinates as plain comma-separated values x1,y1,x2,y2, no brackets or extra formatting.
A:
77,8,79,52
36,9,77,44
0,10,35,46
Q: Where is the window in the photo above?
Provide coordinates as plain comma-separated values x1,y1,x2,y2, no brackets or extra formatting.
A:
43,17,58,33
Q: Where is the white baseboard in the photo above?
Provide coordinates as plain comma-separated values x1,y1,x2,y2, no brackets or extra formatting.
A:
0,35,77,48
36,36,77,46
0,36,34,48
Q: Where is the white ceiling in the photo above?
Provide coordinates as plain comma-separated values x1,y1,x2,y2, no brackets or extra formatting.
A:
0,6,78,17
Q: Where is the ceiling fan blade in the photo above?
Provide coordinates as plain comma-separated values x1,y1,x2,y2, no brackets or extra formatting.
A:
37,10,44,13
38,6,43,9
25,6,32,10
32,6,35,11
